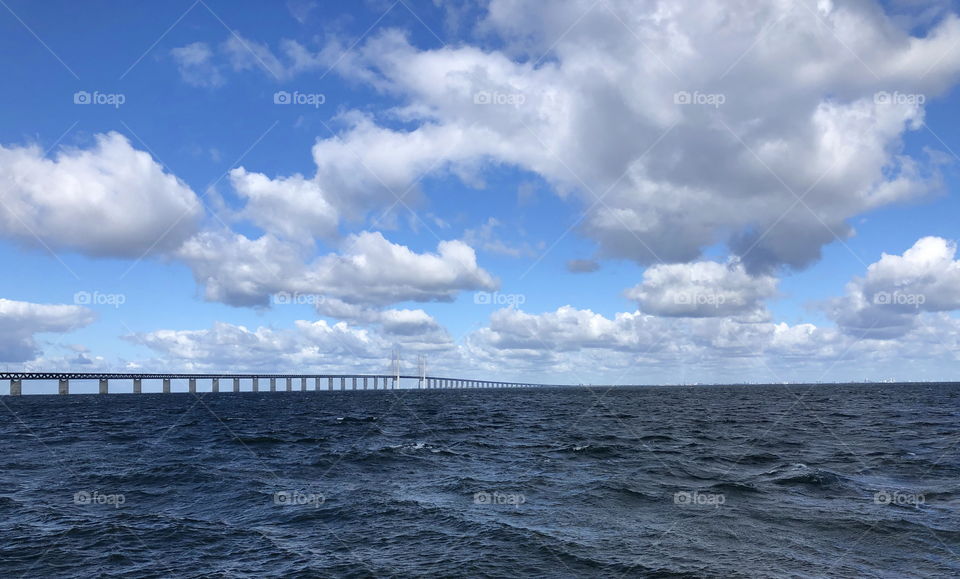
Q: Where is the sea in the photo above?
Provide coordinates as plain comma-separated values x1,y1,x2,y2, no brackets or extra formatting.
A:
1,383,958,578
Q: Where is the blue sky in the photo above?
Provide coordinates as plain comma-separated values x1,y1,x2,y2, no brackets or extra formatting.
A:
1,0,960,386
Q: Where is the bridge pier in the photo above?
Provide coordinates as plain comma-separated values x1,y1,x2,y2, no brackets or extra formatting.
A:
162,378,170,393
188,378,196,393
212,378,219,393
233,377,240,392
301,377,307,391
270,378,276,392
133,378,142,394
315,377,321,391
340,377,346,390
285,377,292,392
9,379,21,396
252,377,259,392
99,378,108,394
59,378,69,395
328,377,334,391
352,377,357,390
363,377,368,390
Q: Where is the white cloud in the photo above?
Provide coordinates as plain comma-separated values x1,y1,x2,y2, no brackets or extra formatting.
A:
626,261,778,317
170,42,224,87
127,317,453,372
177,229,497,307
172,33,326,84
461,217,537,257
294,1,960,273
0,298,96,362
0,132,203,257
829,236,960,338
463,302,960,383
230,167,339,241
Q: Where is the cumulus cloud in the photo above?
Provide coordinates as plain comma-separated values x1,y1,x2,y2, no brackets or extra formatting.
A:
0,299,96,362
230,167,339,241
127,317,453,372
177,229,497,307
829,236,960,338
0,132,203,257
626,261,778,318
289,0,960,273
462,302,960,384
166,2,960,278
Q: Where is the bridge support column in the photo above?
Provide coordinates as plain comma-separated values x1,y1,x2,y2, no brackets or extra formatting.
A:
285,377,292,392
340,377,346,390
315,377,321,391
233,377,240,392
59,378,69,395
162,378,170,394
270,378,276,392
188,378,196,393
363,377,368,390
133,378,141,394
352,377,357,390
328,377,334,390
212,378,219,393
301,378,307,391
252,377,259,392
10,379,21,396
99,378,108,394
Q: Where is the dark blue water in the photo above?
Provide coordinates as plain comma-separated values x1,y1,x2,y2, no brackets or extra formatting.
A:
1,383,958,577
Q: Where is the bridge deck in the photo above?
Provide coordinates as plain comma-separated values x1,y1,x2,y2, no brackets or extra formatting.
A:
2,372,561,394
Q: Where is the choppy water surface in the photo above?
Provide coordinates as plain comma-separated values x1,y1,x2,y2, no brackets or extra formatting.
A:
1,383,958,577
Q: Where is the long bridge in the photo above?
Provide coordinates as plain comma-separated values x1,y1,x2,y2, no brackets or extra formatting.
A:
0,373,562,395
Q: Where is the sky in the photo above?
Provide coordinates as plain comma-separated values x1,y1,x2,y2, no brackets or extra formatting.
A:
1,0,960,386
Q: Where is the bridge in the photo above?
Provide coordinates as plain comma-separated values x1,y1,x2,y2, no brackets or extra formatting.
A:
0,372,562,395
